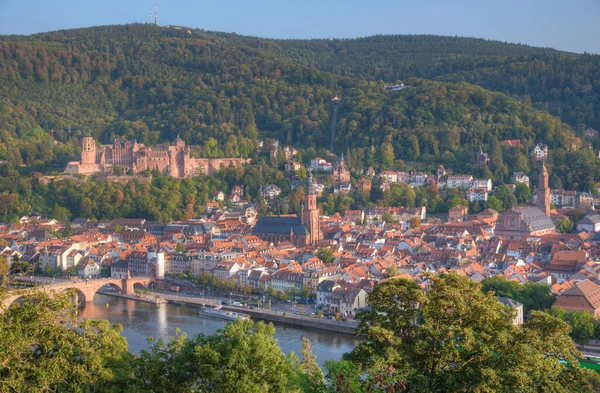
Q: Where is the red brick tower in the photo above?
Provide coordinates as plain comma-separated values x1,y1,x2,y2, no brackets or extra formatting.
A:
302,171,321,244
537,163,551,215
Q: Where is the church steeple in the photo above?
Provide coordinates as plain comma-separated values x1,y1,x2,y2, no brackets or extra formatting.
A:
307,169,316,195
302,169,320,245
537,163,551,215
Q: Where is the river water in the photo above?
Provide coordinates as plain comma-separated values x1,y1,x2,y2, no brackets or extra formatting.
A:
79,294,362,367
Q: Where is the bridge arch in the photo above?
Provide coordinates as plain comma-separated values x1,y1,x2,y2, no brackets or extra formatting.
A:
6,294,32,309
61,288,87,307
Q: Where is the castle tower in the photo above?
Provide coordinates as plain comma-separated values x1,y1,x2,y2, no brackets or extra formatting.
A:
81,136,97,165
302,170,321,245
537,163,551,215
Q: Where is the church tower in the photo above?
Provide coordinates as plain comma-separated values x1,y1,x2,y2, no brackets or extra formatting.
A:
302,171,321,245
537,163,551,215
335,153,351,182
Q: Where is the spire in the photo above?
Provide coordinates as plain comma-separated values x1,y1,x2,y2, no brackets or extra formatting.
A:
539,162,548,186
308,169,315,195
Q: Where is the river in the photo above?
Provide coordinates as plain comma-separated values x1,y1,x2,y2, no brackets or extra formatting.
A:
79,294,362,367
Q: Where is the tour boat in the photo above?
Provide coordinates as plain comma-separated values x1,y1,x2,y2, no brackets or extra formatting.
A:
198,307,250,321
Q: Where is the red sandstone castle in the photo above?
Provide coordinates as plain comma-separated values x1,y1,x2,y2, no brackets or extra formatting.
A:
65,136,248,178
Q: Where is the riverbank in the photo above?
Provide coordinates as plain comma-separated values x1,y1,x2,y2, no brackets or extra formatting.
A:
99,290,359,335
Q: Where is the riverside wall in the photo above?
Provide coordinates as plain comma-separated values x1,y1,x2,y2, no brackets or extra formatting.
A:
99,290,359,335
220,305,359,335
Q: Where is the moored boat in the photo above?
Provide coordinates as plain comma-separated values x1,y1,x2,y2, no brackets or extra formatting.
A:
198,307,250,321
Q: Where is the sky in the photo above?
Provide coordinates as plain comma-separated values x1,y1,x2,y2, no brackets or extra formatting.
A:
0,0,599,54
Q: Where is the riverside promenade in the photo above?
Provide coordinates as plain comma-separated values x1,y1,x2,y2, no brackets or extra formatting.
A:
100,290,360,335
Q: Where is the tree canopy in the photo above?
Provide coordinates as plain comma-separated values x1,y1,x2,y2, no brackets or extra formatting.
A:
343,274,599,392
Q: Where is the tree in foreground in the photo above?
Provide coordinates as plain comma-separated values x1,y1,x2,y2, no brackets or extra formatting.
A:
341,273,600,393
296,337,327,393
134,318,304,393
0,290,134,393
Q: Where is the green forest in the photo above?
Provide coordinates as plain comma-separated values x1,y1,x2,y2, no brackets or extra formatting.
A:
1,24,600,219
1,273,599,393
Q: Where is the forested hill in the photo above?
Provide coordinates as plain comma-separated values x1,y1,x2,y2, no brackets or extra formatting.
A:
274,34,563,80
0,24,595,190
271,35,600,131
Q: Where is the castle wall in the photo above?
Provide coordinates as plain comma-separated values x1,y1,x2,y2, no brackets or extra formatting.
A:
65,162,102,175
190,158,250,176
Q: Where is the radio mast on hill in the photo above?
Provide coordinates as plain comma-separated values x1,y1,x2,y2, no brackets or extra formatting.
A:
149,5,158,25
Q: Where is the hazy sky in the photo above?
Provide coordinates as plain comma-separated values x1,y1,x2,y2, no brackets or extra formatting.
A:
0,0,599,53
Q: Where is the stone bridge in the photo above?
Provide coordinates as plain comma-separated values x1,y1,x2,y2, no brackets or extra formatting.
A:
2,277,154,310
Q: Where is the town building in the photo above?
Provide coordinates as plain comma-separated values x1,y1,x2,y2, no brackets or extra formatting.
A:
577,214,600,233
333,181,352,194
380,170,397,183
512,172,530,187
356,178,372,193
498,297,524,325
472,178,492,191
310,158,333,172
467,188,489,202
553,279,600,317
503,140,521,147
285,161,302,172
445,175,473,189
533,143,548,161
329,286,367,316
448,205,468,221
261,184,282,200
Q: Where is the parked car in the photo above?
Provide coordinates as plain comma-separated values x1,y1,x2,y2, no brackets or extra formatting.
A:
221,301,230,305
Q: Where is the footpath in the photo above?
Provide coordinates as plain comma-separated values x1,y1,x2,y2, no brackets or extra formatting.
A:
99,290,359,335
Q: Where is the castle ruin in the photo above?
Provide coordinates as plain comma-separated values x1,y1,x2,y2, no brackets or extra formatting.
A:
65,136,249,178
